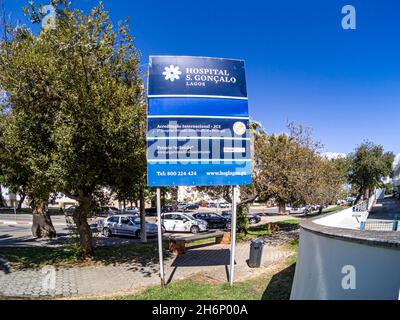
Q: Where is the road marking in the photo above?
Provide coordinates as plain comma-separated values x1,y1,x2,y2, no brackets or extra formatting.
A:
0,220,66,226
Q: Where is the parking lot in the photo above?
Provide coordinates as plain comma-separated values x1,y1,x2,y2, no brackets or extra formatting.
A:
0,205,303,247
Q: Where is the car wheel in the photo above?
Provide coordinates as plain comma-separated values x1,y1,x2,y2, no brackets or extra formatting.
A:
103,228,112,238
249,218,257,225
190,225,200,234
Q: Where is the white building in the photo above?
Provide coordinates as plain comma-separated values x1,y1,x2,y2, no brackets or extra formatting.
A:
392,153,400,189
0,186,21,208
177,186,205,203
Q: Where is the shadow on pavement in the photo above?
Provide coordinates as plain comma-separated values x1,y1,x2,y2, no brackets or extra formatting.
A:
262,263,296,300
167,249,231,283
171,249,230,267
0,258,11,274
0,233,70,247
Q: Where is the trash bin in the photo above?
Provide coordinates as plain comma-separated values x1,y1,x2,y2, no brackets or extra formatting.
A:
248,238,264,268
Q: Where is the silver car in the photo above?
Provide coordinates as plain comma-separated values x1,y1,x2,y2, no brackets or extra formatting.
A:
101,215,157,239
161,212,208,233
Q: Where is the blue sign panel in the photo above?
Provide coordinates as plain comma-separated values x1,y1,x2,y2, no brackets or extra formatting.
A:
148,56,247,99
147,56,251,187
148,98,249,117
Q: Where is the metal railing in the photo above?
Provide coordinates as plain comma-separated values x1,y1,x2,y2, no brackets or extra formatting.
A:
360,219,399,231
352,200,368,213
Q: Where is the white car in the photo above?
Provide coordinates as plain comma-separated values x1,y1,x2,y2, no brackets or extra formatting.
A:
161,212,208,234
285,206,312,214
101,215,157,239
122,207,140,214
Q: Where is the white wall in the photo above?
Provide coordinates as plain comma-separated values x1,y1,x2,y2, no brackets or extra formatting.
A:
291,228,400,300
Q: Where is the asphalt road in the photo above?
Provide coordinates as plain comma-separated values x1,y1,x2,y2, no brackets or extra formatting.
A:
0,223,70,247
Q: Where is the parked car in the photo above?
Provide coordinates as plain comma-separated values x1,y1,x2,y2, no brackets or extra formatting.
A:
192,212,230,229
182,203,199,211
285,206,312,214
101,215,157,239
161,205,174,213
161,212,208,233
177,203,187,210
145,207,158,216
220,211,261,225
105,207,120,216
64,205,77,216
122,207,139,214
206,202,230,208
247,213,261,224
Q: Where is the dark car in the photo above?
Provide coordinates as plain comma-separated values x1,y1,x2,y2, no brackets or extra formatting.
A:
161,205,173,213
221,211,261,225
96,206,120,217
145,207,158,216
184,204,199,210
192,212,230,229
64,206,77,216
247,213,261,224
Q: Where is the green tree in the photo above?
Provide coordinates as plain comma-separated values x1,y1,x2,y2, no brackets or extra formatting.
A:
254,124,321,213
1,0,146,256
305,156,348,214
0,26,57,238
348,141,394,202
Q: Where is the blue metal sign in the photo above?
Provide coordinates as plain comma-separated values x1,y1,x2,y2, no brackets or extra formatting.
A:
148,56,247,99
147,56,251,187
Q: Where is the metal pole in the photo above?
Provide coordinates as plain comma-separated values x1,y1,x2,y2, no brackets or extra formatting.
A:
156,188,165,287
229,186,238,286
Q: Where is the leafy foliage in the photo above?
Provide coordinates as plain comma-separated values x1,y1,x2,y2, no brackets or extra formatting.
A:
0,0,146,254
348,141,394,200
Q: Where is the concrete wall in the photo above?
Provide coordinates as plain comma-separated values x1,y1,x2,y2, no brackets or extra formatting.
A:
291,228,400,300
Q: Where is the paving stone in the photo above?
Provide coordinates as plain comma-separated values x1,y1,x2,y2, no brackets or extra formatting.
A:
0,243,293,298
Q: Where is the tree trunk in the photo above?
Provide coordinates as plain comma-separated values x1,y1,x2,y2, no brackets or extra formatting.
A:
0,185,4,207
31,199,56,239
139,188,147,243
364,188,370,200
17,192,26,209
73,194,93,257
278,201,286,214
171,187,178,211
161,189,165,207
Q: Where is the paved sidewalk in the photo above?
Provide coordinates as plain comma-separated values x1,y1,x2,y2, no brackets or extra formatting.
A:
368,197,400,221
0,243,293,298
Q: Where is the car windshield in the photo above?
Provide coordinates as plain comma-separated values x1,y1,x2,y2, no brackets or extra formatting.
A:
183,214,195,221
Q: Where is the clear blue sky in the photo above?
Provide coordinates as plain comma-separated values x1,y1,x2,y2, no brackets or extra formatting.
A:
4,0,400,154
